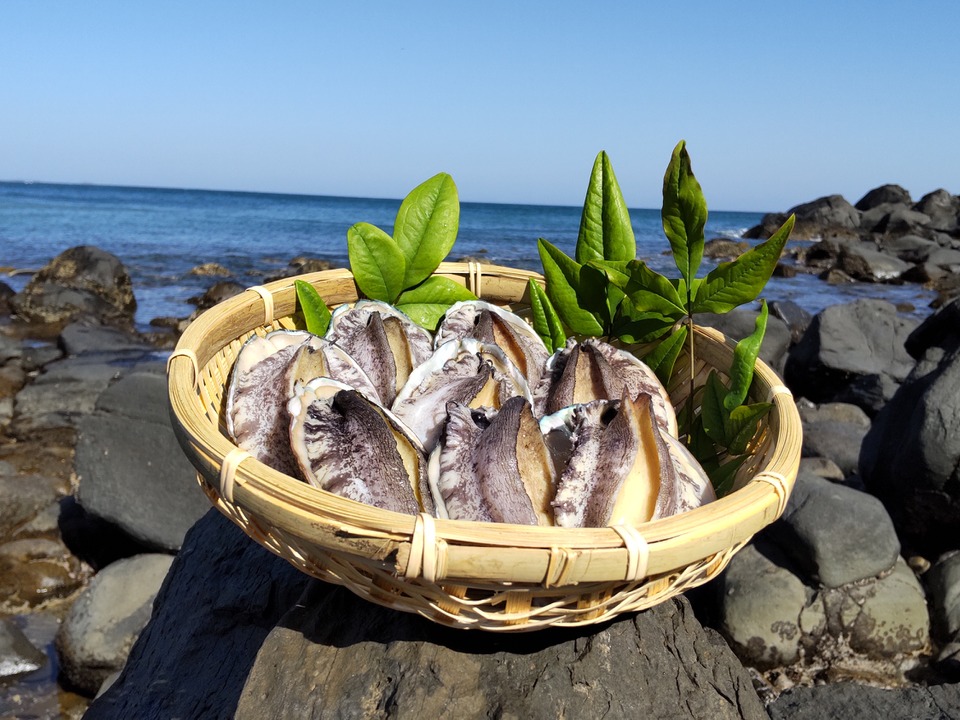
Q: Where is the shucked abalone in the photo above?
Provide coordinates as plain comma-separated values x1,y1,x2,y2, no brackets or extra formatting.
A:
224,295,715,525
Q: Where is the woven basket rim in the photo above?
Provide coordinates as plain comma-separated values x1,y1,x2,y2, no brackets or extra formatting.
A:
167,262,802,587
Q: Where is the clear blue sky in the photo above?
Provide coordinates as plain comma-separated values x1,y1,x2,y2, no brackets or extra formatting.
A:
2,2,958,212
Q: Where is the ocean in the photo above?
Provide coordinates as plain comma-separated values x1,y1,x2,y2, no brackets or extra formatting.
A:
0,182,936,332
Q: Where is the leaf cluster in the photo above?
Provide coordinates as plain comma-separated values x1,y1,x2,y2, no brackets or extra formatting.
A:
296,173,477,334
532,142,795,495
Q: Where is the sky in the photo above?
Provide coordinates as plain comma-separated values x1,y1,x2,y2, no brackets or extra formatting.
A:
2,2,959,212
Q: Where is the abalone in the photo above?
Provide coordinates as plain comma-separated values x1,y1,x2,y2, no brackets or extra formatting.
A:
428,396,556,525
435,301,550,389
326,300,434,406
288,379,431,514
534,338,677,436
392,338,532,450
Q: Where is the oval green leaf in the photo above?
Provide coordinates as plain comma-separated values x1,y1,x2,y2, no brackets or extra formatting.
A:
346,222,406,303
395,275,477,331
294,279,332,336
393,173,460,289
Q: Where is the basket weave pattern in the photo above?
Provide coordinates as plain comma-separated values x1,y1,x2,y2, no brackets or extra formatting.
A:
167,263,801,631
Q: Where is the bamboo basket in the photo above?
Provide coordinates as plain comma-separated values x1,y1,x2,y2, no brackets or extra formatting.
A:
167,262,801,632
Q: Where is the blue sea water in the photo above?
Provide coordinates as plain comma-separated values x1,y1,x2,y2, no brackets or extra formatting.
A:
0,182,936,331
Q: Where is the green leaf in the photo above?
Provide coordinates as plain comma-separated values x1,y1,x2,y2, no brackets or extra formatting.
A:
346,222,406,302
394,275,477,331
710,455,749,498
294,280,332,336
724,300,768,411
691,214,795,314
642,324,688,385
611,314,675,344
537,238,604,336
393,173,460,289
527,279,567,352
621,260,687,317
579,262,618,328
727,402,773,455
700,370,730,445
662,140,707,289
575,151,636,264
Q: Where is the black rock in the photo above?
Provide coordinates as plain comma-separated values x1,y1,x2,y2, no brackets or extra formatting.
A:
785,299,917,416
769,300,812,344
859,323,960,556
10,246,137,329
88,511,767,720
855,184,912,212
767,681,960,720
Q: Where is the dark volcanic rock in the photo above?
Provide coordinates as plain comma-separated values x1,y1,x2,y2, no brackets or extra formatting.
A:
785,299,917,415
75,370,209,551
767,681,960,720
859,301,960,556
855,184,912,211
835,241,910,282
186,280,244,311
88,511,766,720
770,300,813,344
10,246,136,328
694,306,791,376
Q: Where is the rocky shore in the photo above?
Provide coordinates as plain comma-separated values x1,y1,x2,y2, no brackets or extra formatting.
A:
1,181,960,718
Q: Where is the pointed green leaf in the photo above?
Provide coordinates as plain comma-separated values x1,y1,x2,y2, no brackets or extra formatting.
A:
579,262,618,327
700,370,731,445
294,280,332,336
691,215,795,314
394,276,477,331
537,238,604,336
611,314,675,344
346,222,406,302
576,151,636,264
662,140,707,287
727,402,773,455
642,324,688,385
393,173,460,288
724,300,768,411
527,279,567,352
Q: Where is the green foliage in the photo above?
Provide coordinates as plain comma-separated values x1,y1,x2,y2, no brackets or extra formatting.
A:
527,279,567,352
535,145,795,496
294,279,332,336
346,172,476,329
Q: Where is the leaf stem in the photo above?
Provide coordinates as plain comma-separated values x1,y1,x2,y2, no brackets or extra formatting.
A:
686,314,695,446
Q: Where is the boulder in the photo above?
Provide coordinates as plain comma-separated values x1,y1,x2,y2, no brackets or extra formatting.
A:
10,246,136,328
928,551,960,641
855,184,913,212
58,321,154,358
11,356,124,437
876,207,933,237
703,238,749,260
767,681,960,720
836,242,910,282
745,195,860,241
187,262,231,277
878,233,939,263
88,511,766,720
914,189,960,234
768,470,900,588
55,553,173,696
785,299,918,415
186,280,244,311
859,304,960,555
715,539,823,669
75,370,210,551
797,401,871,479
